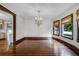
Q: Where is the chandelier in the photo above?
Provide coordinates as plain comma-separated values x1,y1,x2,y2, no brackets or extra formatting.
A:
35,10,43,26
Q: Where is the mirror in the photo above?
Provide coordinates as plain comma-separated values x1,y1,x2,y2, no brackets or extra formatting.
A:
53,20,60,36
61,14,73,39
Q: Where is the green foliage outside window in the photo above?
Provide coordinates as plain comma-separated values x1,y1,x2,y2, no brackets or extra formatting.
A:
64,23,72,31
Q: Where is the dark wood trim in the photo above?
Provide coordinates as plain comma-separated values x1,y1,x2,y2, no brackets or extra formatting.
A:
61,14,73,40
24,37,50,40
0,4,15,15
76,9,79,42
13,14,16,51
0,38,5,40
77,19,79,42
16,37,25,45
53,20,60,36
16,37,50,45
52,37,79,55
0,4,16,55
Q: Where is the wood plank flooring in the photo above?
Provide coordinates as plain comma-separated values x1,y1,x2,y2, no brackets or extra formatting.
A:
16,38,54,56
15,37,77,56
0,39,8,55
0,37,77,56
53,39,77,56
0,39,13,56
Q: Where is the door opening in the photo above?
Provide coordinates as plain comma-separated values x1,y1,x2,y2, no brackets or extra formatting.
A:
0,5,16,55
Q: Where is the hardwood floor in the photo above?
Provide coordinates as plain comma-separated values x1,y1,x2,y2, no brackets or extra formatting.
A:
0,37,77,56
53,40,77,56
0,39,13,56
15,37,77,56
16,38,54,56
0,39,8,55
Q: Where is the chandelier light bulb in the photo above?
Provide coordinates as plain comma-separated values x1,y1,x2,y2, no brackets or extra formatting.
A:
35,10,43,27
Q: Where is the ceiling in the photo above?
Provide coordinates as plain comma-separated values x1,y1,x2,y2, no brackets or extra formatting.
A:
1,3,76,20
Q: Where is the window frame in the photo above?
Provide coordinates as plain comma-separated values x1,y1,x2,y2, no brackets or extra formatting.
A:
61,14,73,40
53,20,60,36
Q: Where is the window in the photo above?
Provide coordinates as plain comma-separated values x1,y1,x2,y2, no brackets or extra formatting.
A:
0,19,4,30
53,20,60,36
61,14,73,39
76,9,79,42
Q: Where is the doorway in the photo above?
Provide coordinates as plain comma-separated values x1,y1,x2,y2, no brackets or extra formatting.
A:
0,5,16,55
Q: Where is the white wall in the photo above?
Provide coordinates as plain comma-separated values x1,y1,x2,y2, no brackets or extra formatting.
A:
52,4,79,48
16,15,24,41
23,19,52,37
